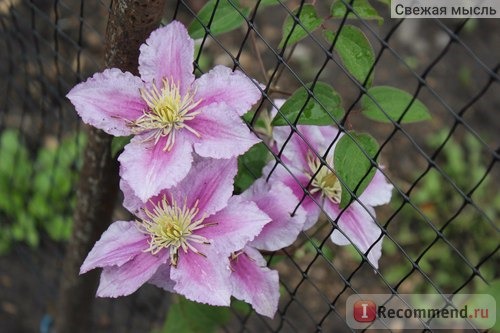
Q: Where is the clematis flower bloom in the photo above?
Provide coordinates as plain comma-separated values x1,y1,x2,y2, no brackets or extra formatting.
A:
80,157,271,306
67,21,262,201
266,125,393,268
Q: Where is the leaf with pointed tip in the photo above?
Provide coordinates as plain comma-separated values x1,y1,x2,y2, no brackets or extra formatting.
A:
324,26,375,86
331,0,383,25
235,143,269,193
111,136,131,158
361,86,431,123
189,0,250,39
272,82,344,126
279,4,323,48
334,132,379,209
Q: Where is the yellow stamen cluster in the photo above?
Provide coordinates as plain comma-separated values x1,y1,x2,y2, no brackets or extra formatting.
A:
130,78,202,151
136,196,210,267
307,152,342,204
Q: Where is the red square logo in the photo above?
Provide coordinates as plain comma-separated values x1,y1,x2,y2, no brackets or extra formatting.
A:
353,300,377,322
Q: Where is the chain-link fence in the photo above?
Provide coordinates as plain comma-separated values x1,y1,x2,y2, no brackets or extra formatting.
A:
0,0,498,332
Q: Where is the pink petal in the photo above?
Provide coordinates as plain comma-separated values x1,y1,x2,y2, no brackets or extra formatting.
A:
67,68,145,136
170,247,232,306
138,21,195,94
169,157,237,218
326,202,383,268
80,221,148,274
268,99,287,152
191,103,260,159
198,197,271,256
272,126,305,166
274,125,340,169
194,65,262,116
118,133,193,201
148,264,175,292
297,125,341,154
359,169,393,207
230,247,279,318
120,178,144,216
264,161,321,229
263,161,305,200
269,99,286,119
97,250,168,297
301,196,323,230
242,179,307,251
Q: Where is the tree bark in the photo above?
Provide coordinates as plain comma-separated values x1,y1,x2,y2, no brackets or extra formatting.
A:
55,1,166,332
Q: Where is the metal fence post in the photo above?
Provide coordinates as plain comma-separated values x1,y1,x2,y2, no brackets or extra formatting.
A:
55,1,166,332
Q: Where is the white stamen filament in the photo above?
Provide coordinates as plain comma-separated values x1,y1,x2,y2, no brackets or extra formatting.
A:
306,152,342,204
129,78,202,151
136,196,212,267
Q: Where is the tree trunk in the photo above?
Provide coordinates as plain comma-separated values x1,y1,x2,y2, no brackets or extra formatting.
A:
55,1,166,332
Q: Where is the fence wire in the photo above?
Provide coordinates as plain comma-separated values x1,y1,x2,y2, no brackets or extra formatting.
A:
0,0,498,332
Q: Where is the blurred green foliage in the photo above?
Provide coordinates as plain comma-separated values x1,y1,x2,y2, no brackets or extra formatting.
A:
154,296,257,333
0,130,85,253
384,131,499,293
155,295,231,333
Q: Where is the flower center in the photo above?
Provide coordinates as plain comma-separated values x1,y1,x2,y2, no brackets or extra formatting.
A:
130,78,202,151
307,152,342,204
136,196,211,267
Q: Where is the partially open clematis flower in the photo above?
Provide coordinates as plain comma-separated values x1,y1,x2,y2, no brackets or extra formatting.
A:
266,125,393,268
67,21,262,201
80,157,271,306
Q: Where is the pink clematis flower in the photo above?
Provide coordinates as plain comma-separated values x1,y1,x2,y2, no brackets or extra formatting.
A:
67,21,261,201
266,125,393,268
80,157,271,306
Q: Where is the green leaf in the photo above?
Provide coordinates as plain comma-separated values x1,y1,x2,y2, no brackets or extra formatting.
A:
361,86,431,123
234,143,269,192
331,0,383,25
271,82,344,126
279,4,323,48
189,0,250,39
231,299,252,315
193,44,213,73
334,132,379,208
242,111,267,130
324,25,375,86
158,296,231,333
111,136,131,158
